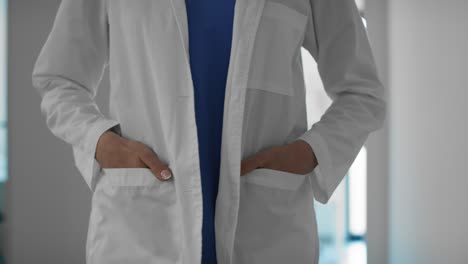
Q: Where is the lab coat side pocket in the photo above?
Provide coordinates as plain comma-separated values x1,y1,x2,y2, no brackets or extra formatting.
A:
234,168,319,264
86,168,181,264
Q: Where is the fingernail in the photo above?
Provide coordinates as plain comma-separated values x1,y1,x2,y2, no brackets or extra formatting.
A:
161,170,172,179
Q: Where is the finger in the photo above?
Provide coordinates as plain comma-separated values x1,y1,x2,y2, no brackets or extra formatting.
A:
138,146,173,181
240,147,277,176
241,153,262,176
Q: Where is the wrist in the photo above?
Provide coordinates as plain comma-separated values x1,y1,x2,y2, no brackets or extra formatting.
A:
293,139,318,170
96,130,118,157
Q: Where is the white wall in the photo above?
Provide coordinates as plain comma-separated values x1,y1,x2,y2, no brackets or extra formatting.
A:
389,0,468,263
5,1,111,263
365,0,390,263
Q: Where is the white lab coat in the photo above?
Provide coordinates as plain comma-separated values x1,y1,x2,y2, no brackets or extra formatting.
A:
31,0,386,263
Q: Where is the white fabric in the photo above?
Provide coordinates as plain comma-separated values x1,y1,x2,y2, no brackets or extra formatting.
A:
31,0,386,263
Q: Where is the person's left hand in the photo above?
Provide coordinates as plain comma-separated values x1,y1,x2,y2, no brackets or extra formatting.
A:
240,140,318,176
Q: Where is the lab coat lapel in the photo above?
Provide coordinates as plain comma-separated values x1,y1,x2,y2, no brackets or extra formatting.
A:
216,0,267,263
170,0,190,61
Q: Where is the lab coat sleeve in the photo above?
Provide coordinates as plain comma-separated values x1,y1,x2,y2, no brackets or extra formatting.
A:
31,0,120,192
296,0,386,204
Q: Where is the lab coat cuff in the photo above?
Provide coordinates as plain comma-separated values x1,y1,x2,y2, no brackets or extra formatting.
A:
73,118,121,192
296,129,335,204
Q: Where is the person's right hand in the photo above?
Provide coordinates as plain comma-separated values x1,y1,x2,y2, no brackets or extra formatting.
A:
95,130,173,181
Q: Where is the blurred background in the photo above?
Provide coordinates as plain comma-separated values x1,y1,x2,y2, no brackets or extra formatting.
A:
1,0,467,263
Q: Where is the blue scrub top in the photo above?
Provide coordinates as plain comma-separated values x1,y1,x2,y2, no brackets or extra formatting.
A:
185,0,236,263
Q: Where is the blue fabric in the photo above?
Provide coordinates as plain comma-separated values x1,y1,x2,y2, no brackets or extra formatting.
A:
185,0,236,263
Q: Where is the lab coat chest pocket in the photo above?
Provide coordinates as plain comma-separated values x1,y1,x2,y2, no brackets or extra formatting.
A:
234,168,319,263
247,2,308,96
86,168,181,264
